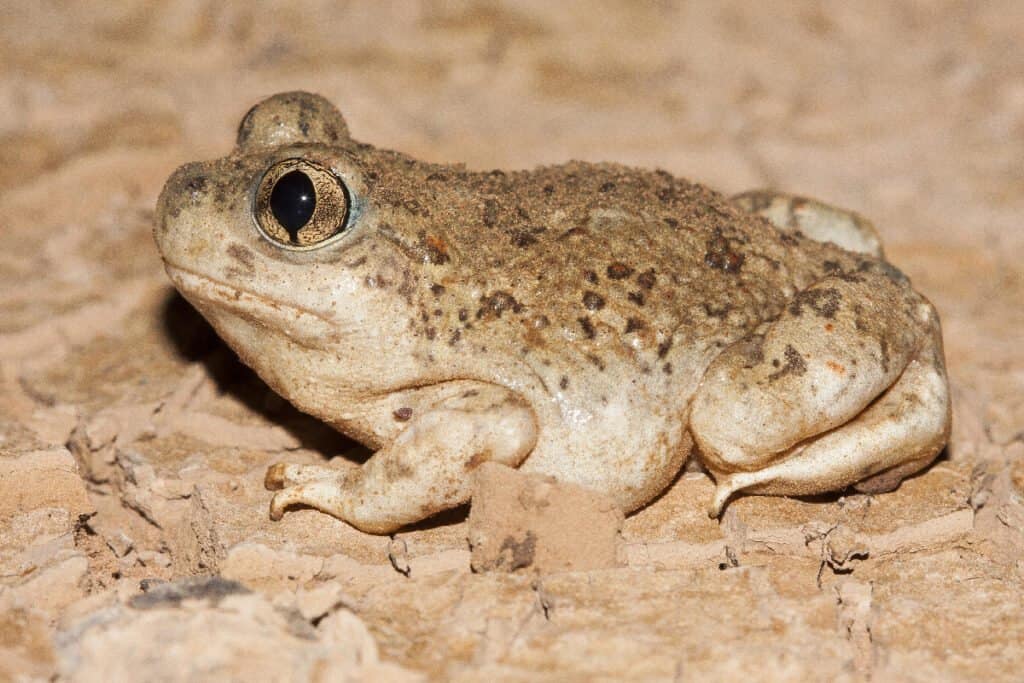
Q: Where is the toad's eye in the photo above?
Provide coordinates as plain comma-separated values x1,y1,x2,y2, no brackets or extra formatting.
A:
254,159,350,248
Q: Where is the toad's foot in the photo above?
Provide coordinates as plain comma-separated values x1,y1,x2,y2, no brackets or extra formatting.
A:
266,384,537,534
692,265,950,517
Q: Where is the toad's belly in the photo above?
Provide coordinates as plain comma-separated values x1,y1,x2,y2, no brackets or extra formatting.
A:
517,357,703,511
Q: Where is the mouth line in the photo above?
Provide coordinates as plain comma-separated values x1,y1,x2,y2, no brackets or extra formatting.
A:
163,262,334,326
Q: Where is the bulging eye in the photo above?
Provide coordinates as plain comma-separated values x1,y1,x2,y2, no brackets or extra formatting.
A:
254,159,350,248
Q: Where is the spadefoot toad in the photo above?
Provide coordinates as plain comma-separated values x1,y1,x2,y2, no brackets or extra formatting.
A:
155,92,951,533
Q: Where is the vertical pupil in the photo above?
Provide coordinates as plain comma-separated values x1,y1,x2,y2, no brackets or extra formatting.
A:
269,170,316,240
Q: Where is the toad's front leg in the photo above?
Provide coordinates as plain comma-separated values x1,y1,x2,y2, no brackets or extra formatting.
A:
265,384,537,534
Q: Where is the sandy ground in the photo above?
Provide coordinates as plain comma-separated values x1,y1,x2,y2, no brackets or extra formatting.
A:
2,2,1023,680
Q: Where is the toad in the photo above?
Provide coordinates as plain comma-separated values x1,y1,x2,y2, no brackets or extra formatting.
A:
154,92,950,533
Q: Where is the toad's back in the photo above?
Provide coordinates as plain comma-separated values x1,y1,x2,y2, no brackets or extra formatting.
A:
356,147,861,384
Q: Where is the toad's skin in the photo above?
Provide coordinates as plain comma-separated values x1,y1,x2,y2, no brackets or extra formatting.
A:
155,92,951,533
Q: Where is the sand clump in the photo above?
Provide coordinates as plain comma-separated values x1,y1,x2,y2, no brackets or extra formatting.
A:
468,463,623,574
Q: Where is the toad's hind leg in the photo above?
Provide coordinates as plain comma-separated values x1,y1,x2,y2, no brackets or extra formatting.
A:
265,385,537,534
690,268,950,516
706,327,949,516
732,190,884,258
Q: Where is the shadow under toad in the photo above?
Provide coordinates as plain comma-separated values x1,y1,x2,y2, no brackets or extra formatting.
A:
160,290,371,464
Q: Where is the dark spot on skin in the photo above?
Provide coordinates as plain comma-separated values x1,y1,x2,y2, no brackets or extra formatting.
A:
186,175,208,194
832,270,865,283
346,256,368,268
365,274,389,289
704,228,745,273
458,308,469,322
877,260,910,285
462,390,480,398
226,243,255,270
543,184,555,194
465,451,490,470
703,302,732,319
420,233,450,265
404,198,430,217
397,269,416,304
657,187,675,203
662,363,673,375
510,230,538,247
482,198,499,227
578,316,596,339
497,531,536,570
738,335,765,367
425,171,448,182
821,260,865,282
559,226,588,240
430,283,445,296
433,309,443,317
585,353,606,370
584,270,599,284
477,291,523,320
637,269,656,290
627,291,645,306
625,317,646,333
768,344,808,381
607,262,634,279
448,329,461,345
663,217,678,228
657,339,672,359
778,231,802,247
582,291,606,311
599,181,616,192
737,191,774,212
559,376,569,390
879,338,890,373
393,407,413,422
705,203,734,221
425,327,437,340
788,288,842,319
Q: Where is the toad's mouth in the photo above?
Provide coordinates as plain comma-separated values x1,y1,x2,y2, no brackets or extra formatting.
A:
163,263,338,344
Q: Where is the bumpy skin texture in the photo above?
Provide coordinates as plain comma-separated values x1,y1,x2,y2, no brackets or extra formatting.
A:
154,92,951,533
